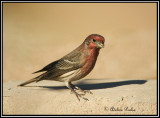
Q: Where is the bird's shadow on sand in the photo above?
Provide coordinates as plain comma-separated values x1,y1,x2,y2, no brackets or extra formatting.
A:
32,79,147,91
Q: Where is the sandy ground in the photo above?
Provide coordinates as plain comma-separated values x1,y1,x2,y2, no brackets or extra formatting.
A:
3,78,157,115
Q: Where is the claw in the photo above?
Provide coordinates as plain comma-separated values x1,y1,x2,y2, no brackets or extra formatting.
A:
84,90,93,95
81,97,89,101
77,89,93,95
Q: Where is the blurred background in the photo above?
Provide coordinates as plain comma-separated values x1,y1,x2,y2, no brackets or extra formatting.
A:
3,3,157,82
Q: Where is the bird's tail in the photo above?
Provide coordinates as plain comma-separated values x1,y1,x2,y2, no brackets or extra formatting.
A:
18,73,45,86
18,78,38,86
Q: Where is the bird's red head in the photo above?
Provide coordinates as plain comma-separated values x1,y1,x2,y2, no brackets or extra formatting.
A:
84,34,105,49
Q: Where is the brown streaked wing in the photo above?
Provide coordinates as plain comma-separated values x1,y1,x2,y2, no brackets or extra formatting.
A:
35,51,85,81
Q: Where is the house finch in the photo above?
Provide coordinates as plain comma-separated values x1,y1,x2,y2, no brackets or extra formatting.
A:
18,34,105,101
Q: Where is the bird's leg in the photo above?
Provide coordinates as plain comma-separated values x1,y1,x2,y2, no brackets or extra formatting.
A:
70,83,93,95
65,82,89,101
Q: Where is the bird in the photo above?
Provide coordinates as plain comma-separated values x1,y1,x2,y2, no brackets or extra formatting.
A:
18,34,105,101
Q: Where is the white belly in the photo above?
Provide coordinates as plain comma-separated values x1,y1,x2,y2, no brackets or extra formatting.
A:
55,69,81,82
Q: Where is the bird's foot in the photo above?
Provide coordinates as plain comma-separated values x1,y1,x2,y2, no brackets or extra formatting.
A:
68,82,91,101
71,90,89,101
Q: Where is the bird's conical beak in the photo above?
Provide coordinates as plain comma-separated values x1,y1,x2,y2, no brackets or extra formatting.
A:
96,42,104,48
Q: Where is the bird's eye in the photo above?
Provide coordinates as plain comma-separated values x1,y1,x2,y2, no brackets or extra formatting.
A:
92,39,96,42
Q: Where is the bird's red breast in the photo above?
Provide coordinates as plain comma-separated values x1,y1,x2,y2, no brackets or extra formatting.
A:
80,47,100,78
